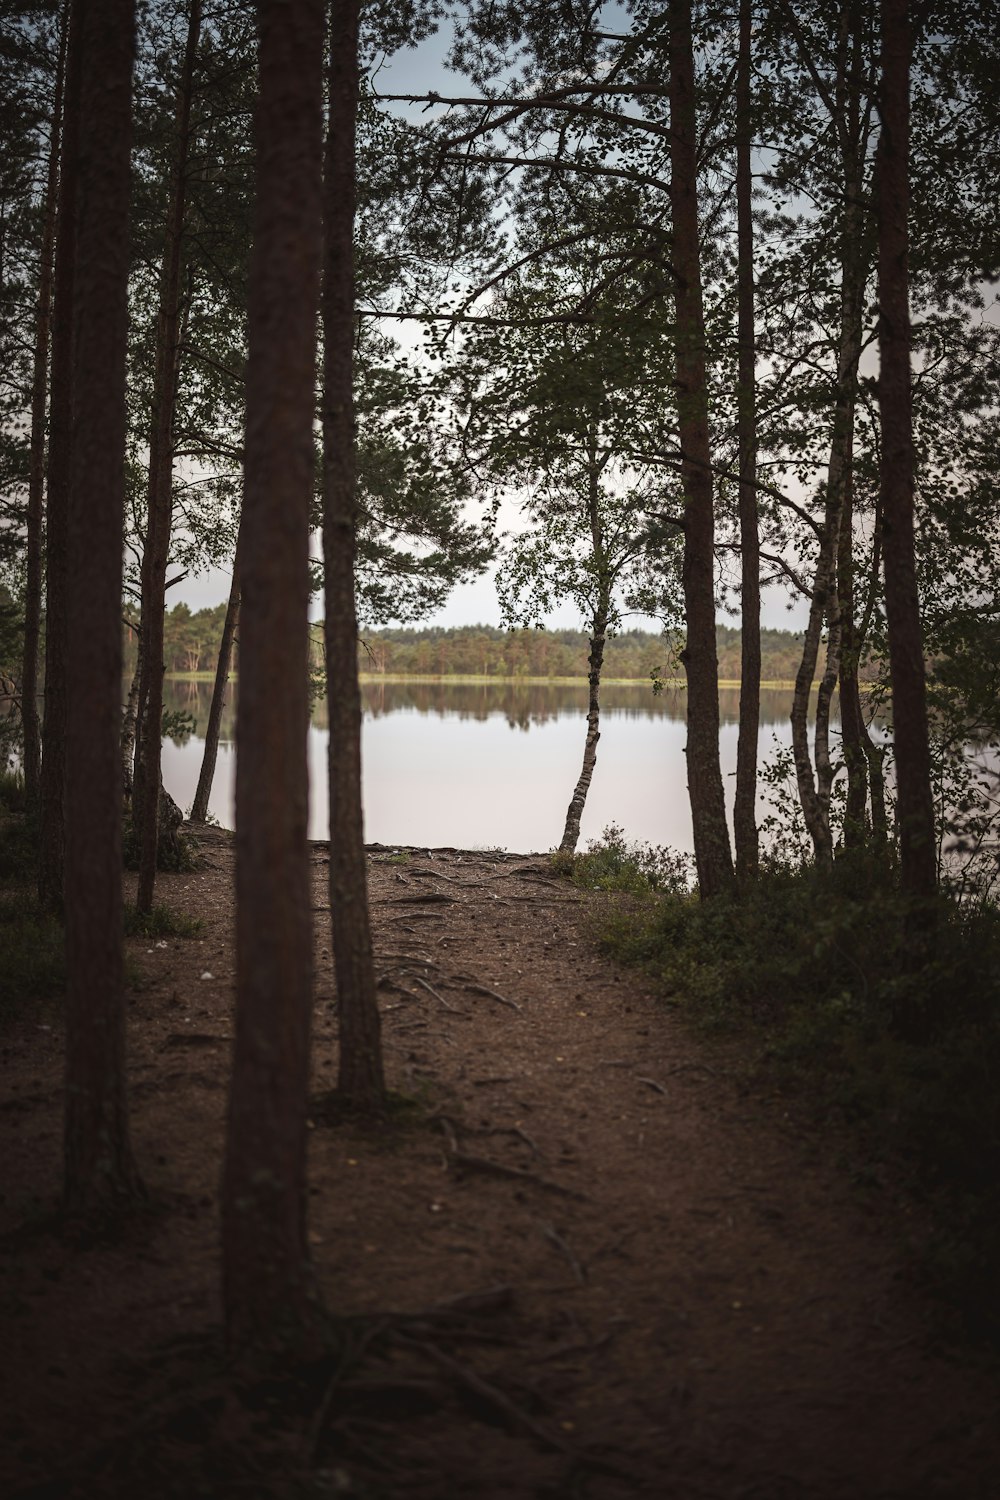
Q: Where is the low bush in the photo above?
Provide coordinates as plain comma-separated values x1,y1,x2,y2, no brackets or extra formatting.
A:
551,822,694,895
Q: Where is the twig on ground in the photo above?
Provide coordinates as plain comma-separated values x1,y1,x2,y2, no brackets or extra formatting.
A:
537,1219,587,1283
637,1076,668,1095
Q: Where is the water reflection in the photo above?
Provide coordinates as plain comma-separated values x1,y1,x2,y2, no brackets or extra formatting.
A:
158,677,836,852
161,678,817,737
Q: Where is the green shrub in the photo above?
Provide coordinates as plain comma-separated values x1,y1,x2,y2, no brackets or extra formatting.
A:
552,823,695,895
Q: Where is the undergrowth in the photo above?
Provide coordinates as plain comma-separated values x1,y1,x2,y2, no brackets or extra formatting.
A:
123,902,203,939
562,829,1000,1347
0,889,65,1014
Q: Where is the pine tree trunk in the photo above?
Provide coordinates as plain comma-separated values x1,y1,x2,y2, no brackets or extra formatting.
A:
190,548,240,824
37,0,82,916
63,0,142,1215
878,0,936,903
136,0,201,913
22,7,67,813
669,0,734,899
734,0,759,879
323,0,385,1113
222,0,325,1354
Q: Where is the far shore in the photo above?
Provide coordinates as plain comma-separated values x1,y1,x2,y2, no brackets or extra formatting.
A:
161,671,824,690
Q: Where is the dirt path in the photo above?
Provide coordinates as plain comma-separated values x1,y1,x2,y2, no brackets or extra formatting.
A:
2,826,998,1497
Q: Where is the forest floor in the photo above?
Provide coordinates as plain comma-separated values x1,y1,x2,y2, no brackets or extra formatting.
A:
2,824,999,1499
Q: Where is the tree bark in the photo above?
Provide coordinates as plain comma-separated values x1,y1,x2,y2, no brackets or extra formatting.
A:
120,621,140,801
190,545,240,824
37,0,82,915
668,0,734,898
22,6,67,814
877,0,936,902
837,468,869,847
63,0,142,1215
135,0,202,912
222,0,325,1355
322,0,386,1112
733,0,759,879
560,436,608,854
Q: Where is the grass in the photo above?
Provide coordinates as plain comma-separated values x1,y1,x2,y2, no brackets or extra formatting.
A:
123,902,203,939
561,830,1000,1348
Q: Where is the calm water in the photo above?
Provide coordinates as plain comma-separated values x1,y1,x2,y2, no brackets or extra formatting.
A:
160,678,824,853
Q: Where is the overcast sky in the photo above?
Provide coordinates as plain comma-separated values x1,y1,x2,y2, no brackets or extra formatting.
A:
172,12,808,636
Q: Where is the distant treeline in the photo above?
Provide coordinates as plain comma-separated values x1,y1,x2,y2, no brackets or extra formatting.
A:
356,624,821,682
144,604,871,684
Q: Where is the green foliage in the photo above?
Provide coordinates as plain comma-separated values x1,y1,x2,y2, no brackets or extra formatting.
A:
349,623,810,683
123,902,202,939
122,813,198,874
592,854,1000,1342
553,823,694,895
162,706,196,745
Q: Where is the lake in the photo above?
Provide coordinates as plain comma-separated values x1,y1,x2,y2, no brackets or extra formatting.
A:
161,678,821,854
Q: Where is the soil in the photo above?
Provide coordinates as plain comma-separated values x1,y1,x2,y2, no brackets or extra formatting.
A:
2,823,999,1499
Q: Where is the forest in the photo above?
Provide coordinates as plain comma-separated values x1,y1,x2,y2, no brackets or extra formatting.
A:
1,0,1000,1492
142,603,822,681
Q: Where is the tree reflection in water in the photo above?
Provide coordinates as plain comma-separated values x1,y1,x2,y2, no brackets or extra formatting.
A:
157,677,846,851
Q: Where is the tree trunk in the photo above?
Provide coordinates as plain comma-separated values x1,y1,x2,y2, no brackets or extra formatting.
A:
37,0,82,915
135,0,202,913
790,507,838,863
22,6,67,813
560,435,609,853
837,468,869,847
560,604,607,854
878,0,936,904
733,0,759,880
222,0,325,1355
322,0,386,1113
190,547,240,824
63,0,142,1215
121,625,140,802
854,497,890,846
668,0,734,899
791,21,867,866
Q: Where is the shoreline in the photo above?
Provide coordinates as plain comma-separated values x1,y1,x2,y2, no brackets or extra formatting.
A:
161,671,829,690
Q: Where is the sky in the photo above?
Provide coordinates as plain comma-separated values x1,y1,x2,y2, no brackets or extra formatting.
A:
172,9,809,638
